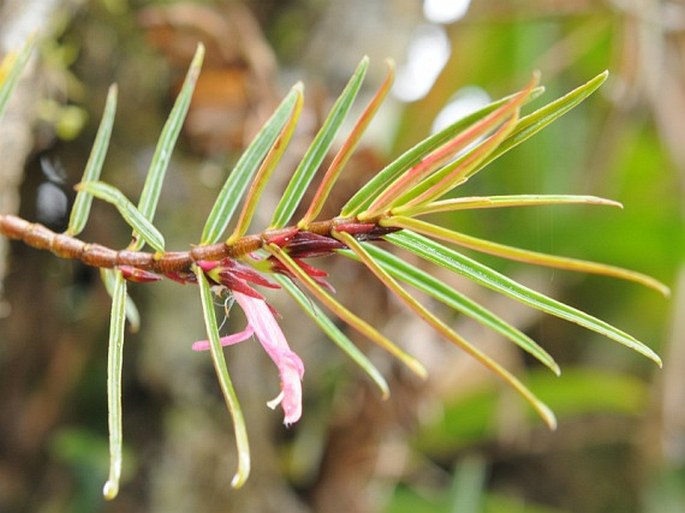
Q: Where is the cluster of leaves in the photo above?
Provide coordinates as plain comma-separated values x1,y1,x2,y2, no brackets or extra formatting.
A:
0,41,667,500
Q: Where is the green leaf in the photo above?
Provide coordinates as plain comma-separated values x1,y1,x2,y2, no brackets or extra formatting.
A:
386,230,662,366
393,194,622,217
465,71,609,181
0,38,34,121
270,57,369,228
363,76,536,216
195,266,251,488
201,84,302,244
229,85,304,242
76,181,165,253
100,268,141,333
347,244,559,375
102,271,126,500
340,86,545,217
299,60,395,227
386,216,669,295
67,84,118,236
274,273,390,398
392,109,520,209
267,243,427,378
124,43,203,252
336,231,557,429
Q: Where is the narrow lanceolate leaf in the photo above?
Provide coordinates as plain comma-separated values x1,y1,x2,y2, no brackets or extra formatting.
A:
274,274,390,398
463,71,609,181
67,84,118,236
102,271,127,500
394,109,520,210
228,85,304,242
195,266,251,488
201,84,302,245
387,230,662,366
346,244,560,375
270,57,369,228
100,268,140,333
335,231,557,429
340,86,546,217
363,75,536,217
135,43,205,232
267,243,427,378
392,194,622,217
385,216,670,296
0,37,34,121
76,181,165,253
298,60,395,228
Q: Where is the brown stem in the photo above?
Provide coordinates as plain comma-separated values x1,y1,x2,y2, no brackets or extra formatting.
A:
0,214,375,274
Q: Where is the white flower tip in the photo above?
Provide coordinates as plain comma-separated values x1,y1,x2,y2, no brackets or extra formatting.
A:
266,391,284,410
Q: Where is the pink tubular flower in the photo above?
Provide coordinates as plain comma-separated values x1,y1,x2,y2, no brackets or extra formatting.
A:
192,291,304,426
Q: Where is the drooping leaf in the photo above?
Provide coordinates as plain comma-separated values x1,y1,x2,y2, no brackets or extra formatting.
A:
67,84,118,236
386,230,662,366
344,244,560,375
195,266,251,488
274,273,390,398
102,271,127,500
201,84,302,244
270,57,369,228
76,181,165,253
336,231,557,429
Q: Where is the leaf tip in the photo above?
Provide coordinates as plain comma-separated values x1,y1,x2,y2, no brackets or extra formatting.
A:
541,404,558,431
551,363,561,377
231,471,247,489
102,479,119,501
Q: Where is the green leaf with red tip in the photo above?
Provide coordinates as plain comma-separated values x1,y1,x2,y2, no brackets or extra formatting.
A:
340,86,545,218
299,60,395,227
201,84,302,244
270,57,369,228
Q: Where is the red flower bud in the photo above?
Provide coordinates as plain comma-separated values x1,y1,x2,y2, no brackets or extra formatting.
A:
118,265,162,283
